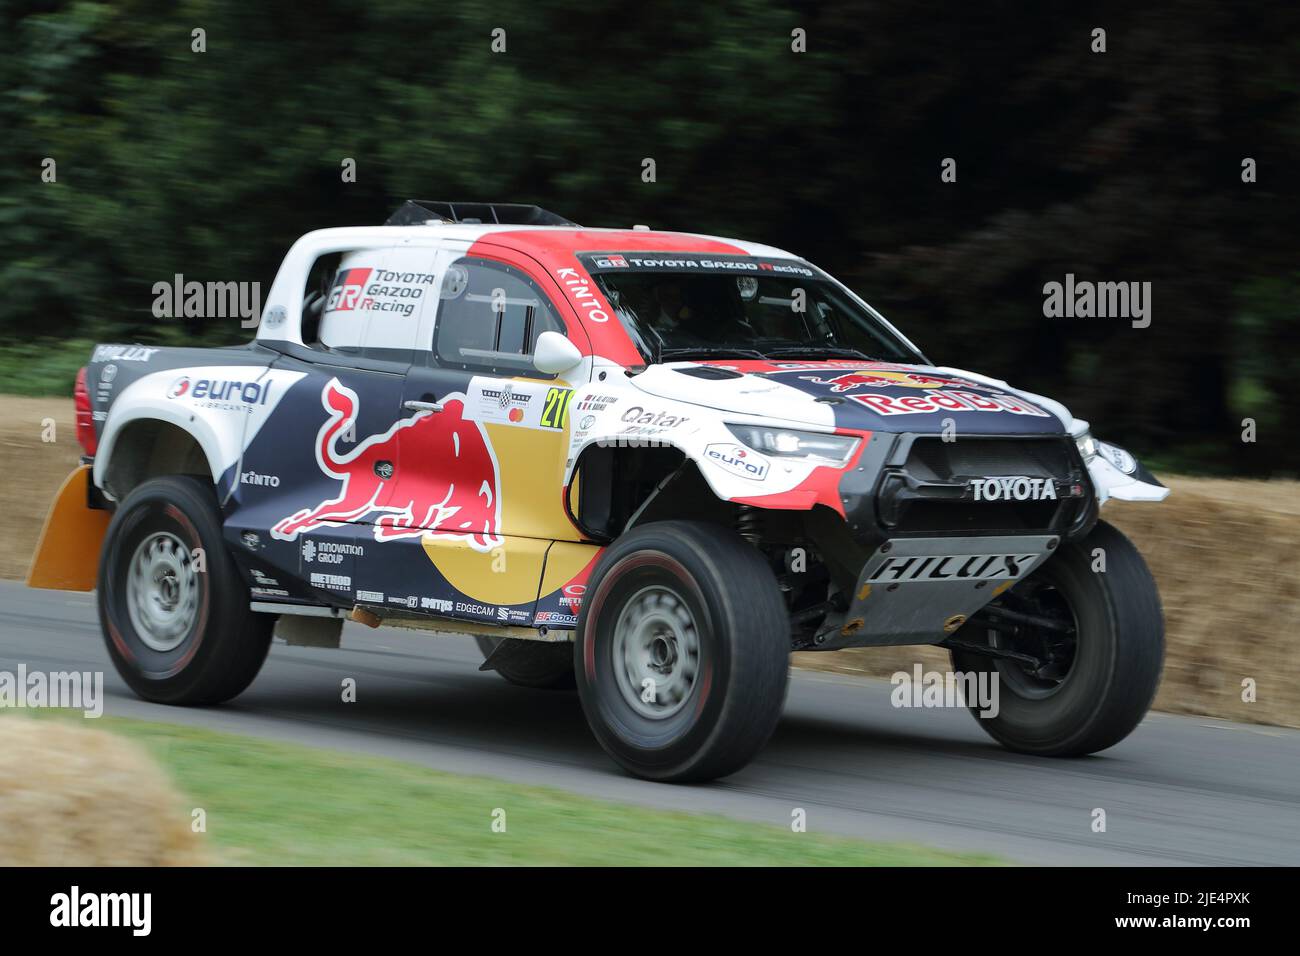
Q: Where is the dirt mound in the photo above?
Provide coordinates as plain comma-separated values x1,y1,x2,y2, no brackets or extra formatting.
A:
0,396,79,581
0,717,206,865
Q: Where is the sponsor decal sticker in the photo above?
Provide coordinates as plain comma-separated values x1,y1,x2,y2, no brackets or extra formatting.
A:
798,369,978,392
580,252,815,277
92,345,158,363
301,539,363,564
848,389,1050,418
270,379,502,552
240,470,280,487
309,572,351,591
576,393,618,412
166,375,273,412
325,267,437,319
868,553,1039,583
554,267,611,323
620,406,690,429
535,611,579,626
703,443,770,480
968,477,1058,501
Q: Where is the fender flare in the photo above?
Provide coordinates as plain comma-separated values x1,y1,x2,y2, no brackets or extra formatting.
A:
93,401,232,502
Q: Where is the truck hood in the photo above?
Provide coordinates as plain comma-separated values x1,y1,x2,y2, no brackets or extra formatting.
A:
626,359,1071,436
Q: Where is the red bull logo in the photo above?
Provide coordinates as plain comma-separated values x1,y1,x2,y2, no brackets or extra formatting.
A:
271,379,502,551
800,369,974,392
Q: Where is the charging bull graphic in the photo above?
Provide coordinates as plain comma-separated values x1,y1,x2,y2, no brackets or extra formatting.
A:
271,379,502,551
799,369,977,393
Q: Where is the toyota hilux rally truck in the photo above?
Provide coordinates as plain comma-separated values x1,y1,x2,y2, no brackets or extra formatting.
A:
28,201,1168,781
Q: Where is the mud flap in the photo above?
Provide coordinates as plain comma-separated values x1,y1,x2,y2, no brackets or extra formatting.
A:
26,465,110,591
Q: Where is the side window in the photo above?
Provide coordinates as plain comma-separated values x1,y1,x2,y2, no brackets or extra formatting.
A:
432,257,563,373
315,246,438,362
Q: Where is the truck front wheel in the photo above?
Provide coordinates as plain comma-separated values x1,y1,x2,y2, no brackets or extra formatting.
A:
574,520,790,782
949,519,1164,756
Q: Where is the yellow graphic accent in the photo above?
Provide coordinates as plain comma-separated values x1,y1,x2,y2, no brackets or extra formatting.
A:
539,541,602,597
421,374,587,605
421,537,602,607
421,535,549,606
26,465,110,591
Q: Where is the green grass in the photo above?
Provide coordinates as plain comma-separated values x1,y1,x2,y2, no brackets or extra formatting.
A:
16,714,1001,866
0,338,97,396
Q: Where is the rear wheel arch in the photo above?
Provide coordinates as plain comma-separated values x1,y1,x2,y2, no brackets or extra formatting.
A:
98,416,220,503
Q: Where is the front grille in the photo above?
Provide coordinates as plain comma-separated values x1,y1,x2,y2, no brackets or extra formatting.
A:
904,437,1073,482
891,498,1063,533
877,435,1090,537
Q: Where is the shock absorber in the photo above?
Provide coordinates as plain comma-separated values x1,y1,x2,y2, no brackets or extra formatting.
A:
735,504,762,544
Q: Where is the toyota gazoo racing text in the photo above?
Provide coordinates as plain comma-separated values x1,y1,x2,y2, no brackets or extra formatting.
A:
28,200,1168,781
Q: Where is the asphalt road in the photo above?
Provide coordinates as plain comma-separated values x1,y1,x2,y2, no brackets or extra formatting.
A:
3,580,1297,865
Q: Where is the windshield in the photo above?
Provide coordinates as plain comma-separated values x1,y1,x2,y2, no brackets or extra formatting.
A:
582,252,923,365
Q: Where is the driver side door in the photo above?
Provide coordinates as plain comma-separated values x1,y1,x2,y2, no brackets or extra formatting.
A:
350,245,594,626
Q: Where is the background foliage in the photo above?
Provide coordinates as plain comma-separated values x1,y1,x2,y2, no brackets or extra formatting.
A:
2,0,1296,474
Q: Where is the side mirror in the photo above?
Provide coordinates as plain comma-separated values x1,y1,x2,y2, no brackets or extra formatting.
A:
533,330,583,375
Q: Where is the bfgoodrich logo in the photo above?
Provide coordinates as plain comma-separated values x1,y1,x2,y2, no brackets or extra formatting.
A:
50,886,151,936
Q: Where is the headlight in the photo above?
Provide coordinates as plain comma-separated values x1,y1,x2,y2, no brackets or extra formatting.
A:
726,423,859,465
1076,432,1098,463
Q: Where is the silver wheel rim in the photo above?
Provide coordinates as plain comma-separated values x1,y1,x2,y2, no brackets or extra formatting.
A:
126,531,199,652
611,585,700,719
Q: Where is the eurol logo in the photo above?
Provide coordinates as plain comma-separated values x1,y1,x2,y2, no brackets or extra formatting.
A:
704,443,770,480
167,375,272,406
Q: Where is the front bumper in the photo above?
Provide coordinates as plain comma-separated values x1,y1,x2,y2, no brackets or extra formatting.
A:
817,432,1090,648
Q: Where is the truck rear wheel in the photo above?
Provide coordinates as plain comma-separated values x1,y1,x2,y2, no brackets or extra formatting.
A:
574,520,789,782
949,520,1164,756
98,475,273,705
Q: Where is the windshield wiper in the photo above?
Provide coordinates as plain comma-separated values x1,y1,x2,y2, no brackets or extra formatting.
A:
659,347,768,361
763,345,877,361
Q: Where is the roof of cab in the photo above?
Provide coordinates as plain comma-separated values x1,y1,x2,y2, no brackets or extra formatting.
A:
471,226,798,261
379,199,799,259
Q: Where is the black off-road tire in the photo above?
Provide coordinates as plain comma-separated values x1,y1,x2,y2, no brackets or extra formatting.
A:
950,520,1164,756
98,475,273,705
574,520,790,782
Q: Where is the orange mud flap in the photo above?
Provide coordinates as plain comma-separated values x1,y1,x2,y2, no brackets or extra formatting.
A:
26,465,110,591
